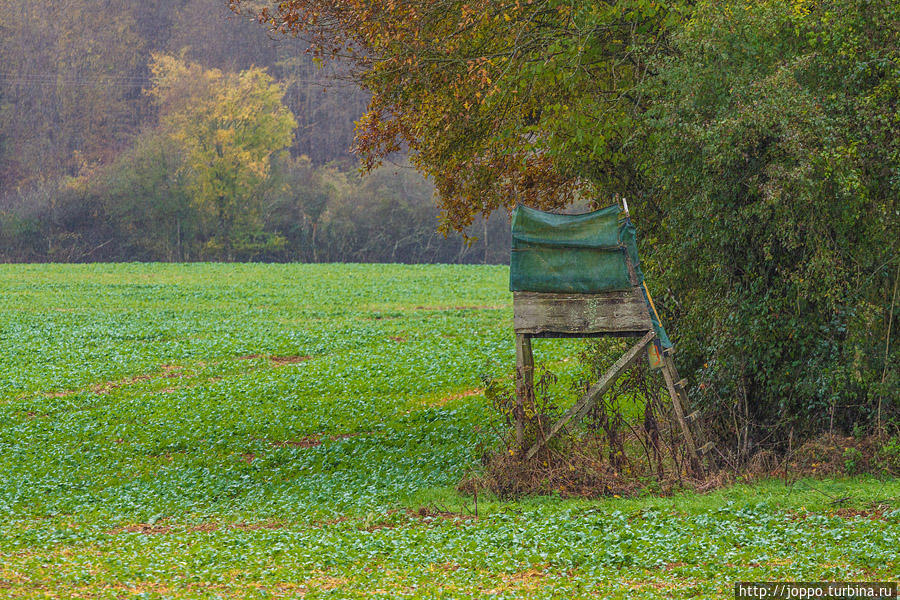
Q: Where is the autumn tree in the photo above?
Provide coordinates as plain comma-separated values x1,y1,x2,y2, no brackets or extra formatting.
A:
230,0,682,232
148,53,297,259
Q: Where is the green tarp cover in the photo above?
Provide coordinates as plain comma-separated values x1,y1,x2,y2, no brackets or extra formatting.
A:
510,204,630,294
510,204,673,348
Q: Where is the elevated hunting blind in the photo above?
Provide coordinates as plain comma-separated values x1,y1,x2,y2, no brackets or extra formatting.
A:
510,204,710,473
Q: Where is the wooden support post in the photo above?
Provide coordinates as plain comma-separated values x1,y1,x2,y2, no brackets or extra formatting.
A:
526,330,655,460
515,333,534,451
660,355,704,475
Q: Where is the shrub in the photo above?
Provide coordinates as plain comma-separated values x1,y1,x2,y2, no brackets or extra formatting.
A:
644,0,900,456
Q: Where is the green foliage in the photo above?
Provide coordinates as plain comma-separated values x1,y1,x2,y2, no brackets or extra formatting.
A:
643,0,900,448
875,437,900,476
0,264,898,597
95,132,198,261
843,447,864,475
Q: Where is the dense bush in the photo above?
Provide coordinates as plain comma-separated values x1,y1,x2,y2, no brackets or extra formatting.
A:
644,0,899,455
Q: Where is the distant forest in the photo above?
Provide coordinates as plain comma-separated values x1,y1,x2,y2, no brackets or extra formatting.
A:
0,0,510,263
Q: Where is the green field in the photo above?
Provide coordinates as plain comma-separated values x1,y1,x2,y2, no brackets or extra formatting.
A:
1,264,897,599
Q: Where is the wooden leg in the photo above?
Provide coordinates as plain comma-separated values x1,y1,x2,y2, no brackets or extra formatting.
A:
661,355,704,476
515,333,534,451
526,331,656,460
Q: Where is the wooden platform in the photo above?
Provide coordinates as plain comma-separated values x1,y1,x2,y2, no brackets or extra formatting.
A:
513,289,653,337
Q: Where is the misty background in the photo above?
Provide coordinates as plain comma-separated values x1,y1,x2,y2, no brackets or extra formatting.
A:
0,0,510,263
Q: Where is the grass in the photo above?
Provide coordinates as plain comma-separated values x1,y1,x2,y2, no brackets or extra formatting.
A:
0,263,897,599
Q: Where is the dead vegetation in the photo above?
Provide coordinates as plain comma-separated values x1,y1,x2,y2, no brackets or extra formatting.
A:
465,343,900,500
460,434,730,500
425,388,483,407
106,507,472,539
269,432,364,449
236,354,311,365
461,432,898,500
41,364,186,399
466,355,715,499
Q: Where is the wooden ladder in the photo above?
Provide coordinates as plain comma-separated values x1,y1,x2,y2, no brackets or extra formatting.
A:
658,350,712,475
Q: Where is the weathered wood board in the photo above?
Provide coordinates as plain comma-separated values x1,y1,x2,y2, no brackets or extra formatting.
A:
513,289,653,336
